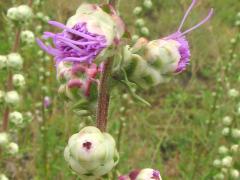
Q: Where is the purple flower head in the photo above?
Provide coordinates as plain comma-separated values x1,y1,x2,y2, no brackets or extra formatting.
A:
152,170,161,180
164,0,213,73
118,168,162,180
44,96,51,108
36,3,125,67
37,21,107,65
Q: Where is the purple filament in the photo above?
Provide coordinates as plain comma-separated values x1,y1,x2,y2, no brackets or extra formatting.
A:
37,21,107,65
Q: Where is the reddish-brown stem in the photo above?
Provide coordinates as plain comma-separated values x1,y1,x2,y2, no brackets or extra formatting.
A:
1,28,21,132
96,58,113,132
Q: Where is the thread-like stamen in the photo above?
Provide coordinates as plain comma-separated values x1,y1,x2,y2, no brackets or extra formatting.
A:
181,8,213,36
61,53,95,63
36,38,59,56
48,21,98,41
178,0,197,32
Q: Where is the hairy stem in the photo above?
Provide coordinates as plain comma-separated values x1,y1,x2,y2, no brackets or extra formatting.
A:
96,0,118,132
96,58,113,132
1,28,21,132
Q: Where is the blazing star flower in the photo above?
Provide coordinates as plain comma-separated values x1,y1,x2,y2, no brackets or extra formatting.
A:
43,96,51,108
64,126,119,179
119,168,162,180
37,3,124,66
144,0,213,73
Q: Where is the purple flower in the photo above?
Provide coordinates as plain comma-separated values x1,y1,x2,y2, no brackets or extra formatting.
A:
163,0,213,73
37,3,124,66
119,168,162,180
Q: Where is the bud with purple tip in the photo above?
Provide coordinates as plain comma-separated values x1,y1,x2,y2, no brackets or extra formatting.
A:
119,168,162,180
64,126,119,179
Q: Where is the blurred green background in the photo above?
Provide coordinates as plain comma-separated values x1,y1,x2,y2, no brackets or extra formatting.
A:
0,0,240,179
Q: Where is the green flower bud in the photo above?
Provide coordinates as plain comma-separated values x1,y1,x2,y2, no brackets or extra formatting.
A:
5,91,20,106
64,126,119,179
9,111,23,126
140,27,149,37
135,19,145,27
143,0,153,9
133,7,143,16
13,74,25,88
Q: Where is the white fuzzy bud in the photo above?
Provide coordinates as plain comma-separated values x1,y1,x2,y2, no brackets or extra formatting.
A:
221,128,230,136
9,111,23,125
140,27,150,37
218,146,228,154
222,116,232,126
143,0,153,9
231,144,239,153
213,159,222,167
0,133,9,146
13,74,25,88
228,89,239,98
17,5,32,21
0,174,9,180
21,30,35,44
64,126,119,179
7,53,23,70
232,129,240,138
213,173,224,180
135,18,145,27
221,156,233,167
230,169,240,179
0,55,7,69
5,91,20,106
7,142,19,155
7,7,19,21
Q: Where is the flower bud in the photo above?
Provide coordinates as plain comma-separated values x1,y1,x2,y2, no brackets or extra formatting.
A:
0,133,9,146
221,128,230,136
228,89,239,98
213,159,221,167
4,91,20,106
143,0,153,10
230,169,240,179
7,53,23,70
44,96,51,108
140,27,149,37
64,126,119,179
232,129,240,138
7,7,19,21
21,30,35,44
218,146,228,154
0,174,9,180
119,168,162,180
17,5,32,21
133,7,142,16
7,142,19,155
0,55,7,69
213,173,224,180
231,144,239,153
13,74,25,88
135,19,145,27
221,156,233,167
222,116,232,126
9,111,23,125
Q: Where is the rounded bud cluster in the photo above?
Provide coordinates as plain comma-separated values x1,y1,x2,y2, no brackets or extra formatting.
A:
213,173,224,180
4,91,20,106
231,129,240,138
221,156,233,167
64,126,119,179
7,53,23,70
0,133,9,146
230,169,240,179
13,74,25,88
222,116,232,126
218,146,228,154
0,55,7,69
7,5,32,22
7,142,19,155
133,7,142,16
119,168,162,180
21,30,35,44
213,159,221,167
9,111,23,126
143,0,153,10
228,89,239,98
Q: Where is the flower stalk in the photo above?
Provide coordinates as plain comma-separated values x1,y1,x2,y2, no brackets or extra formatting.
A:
96,0,118,132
